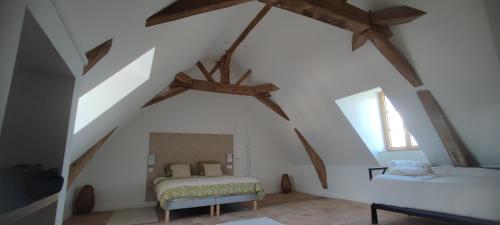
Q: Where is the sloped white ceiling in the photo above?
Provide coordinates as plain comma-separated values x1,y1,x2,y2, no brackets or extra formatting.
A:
204,0,500,166
51,0,248,160
55,0,500,166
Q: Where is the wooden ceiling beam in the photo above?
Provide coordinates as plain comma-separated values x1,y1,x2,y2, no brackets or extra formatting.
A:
365,29,423,87
228,2,272,53
256,96,290,121
67,128,117,189
417,90,479,167
171,73,277,97
146,0,252,27
141,72,288,122
259,0,423,87
352,32,368,51
83,39,112,75
142,87,189,108
196,61,215,82
261,0,371,33
218,3,272,84
293,128,328,189
370,6,426,27
219,52,232,83
236,69,252,85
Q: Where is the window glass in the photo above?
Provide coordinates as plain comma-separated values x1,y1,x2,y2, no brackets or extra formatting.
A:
379,92,419,150
74,48,155,133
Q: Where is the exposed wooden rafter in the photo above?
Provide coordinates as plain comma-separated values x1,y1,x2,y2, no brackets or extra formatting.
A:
417,90,479,167
235,69,252,85
352,32,368,51
261,0,371,33
262,0,424,87
170,73,278,97
148,0,425,87
146,0,252,27
82,39,112,75
256,96,289,121
142,87,189,108
67,128,117,189
218,3,272,83
196,61,215,82
143,3,289,121
370,6,426,27
294,128,328,189
365,29,423,87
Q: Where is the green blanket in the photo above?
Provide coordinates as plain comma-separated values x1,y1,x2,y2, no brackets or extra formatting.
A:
159,182,265,209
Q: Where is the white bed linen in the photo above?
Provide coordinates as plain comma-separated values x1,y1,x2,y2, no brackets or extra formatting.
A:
155,176,260,200
371,174,500,221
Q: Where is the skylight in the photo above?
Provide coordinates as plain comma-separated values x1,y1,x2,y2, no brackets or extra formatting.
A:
74,48,155,133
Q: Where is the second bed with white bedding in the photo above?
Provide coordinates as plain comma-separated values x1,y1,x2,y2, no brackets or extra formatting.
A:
371,173,500,221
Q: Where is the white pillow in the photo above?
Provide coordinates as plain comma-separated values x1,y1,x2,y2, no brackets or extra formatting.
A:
203,163,223,177
388,160,428,168
386,160,433,176
170,164,191,178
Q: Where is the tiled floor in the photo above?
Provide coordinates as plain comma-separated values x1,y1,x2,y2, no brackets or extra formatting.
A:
64,192,449,225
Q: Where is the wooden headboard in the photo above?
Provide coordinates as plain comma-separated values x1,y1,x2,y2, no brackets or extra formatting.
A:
145,132,233,201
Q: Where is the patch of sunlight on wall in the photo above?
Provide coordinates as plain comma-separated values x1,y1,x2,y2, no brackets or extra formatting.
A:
74,48,155,133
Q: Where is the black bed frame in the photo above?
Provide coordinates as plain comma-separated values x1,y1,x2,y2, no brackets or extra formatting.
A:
368,167,500,225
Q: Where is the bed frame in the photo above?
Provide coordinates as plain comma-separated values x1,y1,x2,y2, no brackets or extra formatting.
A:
162,194,258,223
368,167,500,225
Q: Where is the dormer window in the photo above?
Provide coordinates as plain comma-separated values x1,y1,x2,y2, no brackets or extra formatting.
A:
378,92,419,150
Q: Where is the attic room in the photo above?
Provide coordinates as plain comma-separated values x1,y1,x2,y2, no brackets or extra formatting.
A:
0,0,499,225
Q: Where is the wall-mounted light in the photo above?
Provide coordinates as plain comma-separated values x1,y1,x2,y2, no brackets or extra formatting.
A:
148,154,156,166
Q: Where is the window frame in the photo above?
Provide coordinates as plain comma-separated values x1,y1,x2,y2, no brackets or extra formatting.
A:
378,91,420,151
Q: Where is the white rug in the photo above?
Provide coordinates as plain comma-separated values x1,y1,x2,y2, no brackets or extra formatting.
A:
217,217,285,225
106,207,158,225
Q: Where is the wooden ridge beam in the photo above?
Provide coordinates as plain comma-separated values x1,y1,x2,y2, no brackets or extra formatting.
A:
293,128,328,189
146,0,252,27
255,96,290,121
171,73,277,97
67,128,117,189
417,90,479,167
365,29,423,87
370,6,426,27
83,39,112,75
142,87,189,108
235,69,252,85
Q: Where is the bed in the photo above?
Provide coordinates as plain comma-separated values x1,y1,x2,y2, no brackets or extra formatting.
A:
154,176,265,222
369,166,500,225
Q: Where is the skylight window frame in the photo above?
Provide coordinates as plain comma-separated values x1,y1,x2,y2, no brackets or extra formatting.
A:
73,47,155,133
378,91,420,151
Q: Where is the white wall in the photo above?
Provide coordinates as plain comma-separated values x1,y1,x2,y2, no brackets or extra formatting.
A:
484,0,500,60
0,2,85,224
290,164,374,203
65,64,293,213
0,10,75,170
0,0,27,137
